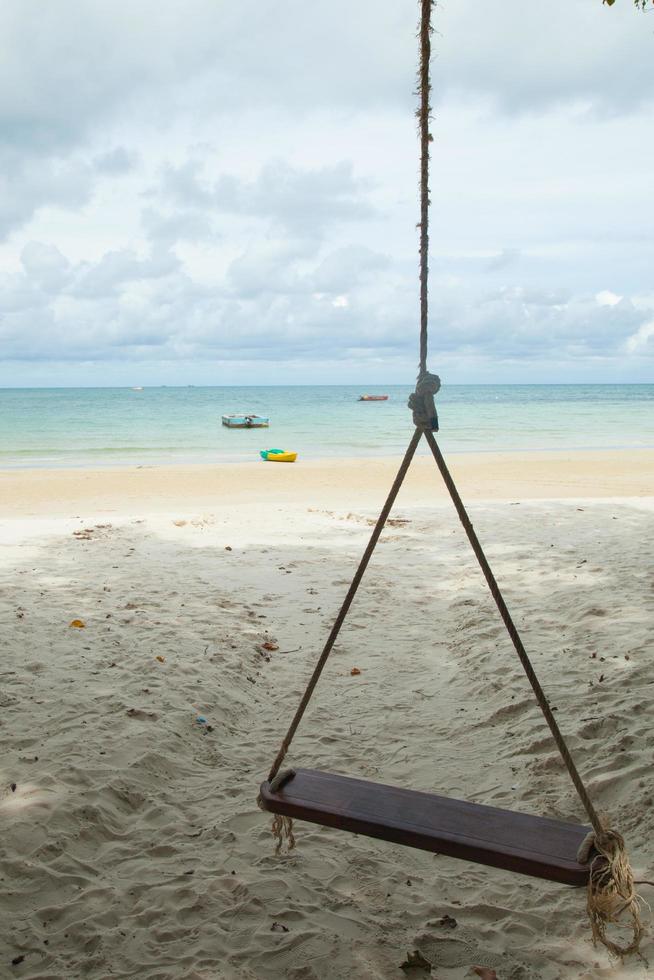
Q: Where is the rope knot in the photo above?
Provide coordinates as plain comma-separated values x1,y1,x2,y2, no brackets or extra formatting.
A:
579,825,644,957
408,371,440,430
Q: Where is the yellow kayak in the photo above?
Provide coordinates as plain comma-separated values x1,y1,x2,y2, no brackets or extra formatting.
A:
260,449,297,463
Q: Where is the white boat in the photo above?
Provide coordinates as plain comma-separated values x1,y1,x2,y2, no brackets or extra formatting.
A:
222,414,269,428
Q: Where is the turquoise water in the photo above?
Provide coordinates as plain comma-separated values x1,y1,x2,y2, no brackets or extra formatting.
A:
0,385,652,469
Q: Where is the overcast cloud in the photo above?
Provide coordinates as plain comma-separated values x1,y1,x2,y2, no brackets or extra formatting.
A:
0,0,652,386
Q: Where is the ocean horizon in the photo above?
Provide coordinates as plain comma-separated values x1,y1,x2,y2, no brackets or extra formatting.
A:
1,383,652,470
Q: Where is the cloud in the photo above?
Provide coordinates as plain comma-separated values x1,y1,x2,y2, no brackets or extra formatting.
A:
20,242,71,292
94,147,137,175
226,239,308,299
71,247,180,298
158,159,374,238
0,153,93,242
626,319,654,354
0,0,651,383
596,290,622,307
160,161,214,210
2,231,652,376
0,0,415,183
434,0,653,115
310,246,390,293
433,286,649,362
485,249,521,272
141,207,216,247
225,241,390,300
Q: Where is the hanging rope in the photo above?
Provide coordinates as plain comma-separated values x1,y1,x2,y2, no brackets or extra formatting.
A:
410,0,441,433
423,433,603,834
261,0,644,957
421,431,643,954
417,0,433,379
264,427,422,790
259,428,421,851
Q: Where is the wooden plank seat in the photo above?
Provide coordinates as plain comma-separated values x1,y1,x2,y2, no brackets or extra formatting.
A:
259,768,591,886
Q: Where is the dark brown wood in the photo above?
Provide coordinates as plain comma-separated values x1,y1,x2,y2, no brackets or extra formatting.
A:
259,768,590,886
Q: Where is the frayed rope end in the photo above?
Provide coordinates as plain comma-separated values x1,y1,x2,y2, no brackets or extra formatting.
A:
582,827,645,958
271,813,296,855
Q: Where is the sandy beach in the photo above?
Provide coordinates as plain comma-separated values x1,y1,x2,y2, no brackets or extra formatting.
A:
2,449,653,978
1,448,653,517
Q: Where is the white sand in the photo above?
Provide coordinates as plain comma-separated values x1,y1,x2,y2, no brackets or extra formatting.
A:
1,454,653,978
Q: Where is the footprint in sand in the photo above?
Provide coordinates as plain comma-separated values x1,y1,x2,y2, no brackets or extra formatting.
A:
125,708,158,721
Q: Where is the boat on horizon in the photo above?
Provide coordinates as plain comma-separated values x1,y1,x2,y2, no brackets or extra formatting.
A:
358,394,389,401
222,414,269,428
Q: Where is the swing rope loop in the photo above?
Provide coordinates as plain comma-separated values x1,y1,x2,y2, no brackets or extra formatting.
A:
261,0,643,958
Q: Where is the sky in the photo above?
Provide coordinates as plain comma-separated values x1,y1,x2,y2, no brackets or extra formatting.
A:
0,0,653,387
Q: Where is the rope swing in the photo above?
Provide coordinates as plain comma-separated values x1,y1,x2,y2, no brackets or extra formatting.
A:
259,0,644,958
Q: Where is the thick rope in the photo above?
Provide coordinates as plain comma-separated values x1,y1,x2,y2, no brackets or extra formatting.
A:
587,830,644,957
417,0,434,377
262,428,421,852
410,1,440,431
265,427,423,786
423,430,602,834
423,429,643,955
270,811,296,856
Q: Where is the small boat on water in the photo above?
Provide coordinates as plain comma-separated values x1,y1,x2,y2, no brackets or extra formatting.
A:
260,449,297,463
222,414,269,428
358,394,388,401
131,386,144,391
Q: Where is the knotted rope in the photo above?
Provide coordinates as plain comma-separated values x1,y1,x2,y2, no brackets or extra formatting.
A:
408,371,440,430
257,768,297,855
577,827,644,957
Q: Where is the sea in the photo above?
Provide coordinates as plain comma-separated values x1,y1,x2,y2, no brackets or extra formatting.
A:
0,384,652,469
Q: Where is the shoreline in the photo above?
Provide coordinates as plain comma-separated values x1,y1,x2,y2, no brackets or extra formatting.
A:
1,447,652,518
2,439,654,472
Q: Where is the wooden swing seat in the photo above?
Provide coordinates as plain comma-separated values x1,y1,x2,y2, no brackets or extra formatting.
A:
259,768,591,886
